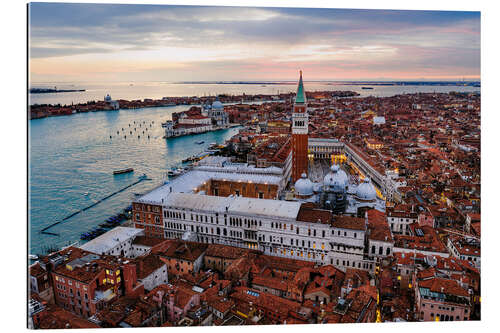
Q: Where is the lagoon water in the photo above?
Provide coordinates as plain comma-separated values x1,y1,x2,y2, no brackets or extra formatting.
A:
28,82,479,255
29,104,240,255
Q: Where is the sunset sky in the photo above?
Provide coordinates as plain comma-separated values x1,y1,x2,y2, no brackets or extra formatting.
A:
29,3,480,82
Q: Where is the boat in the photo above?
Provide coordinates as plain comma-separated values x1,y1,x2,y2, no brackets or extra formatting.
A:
167,168,183,177
182,155,198,164
195,140,205,144
361,87,374,90
83,192,89,196
113,168,134,175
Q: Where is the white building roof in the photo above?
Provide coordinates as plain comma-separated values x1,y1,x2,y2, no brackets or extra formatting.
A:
137,167,283,205
164,193,302,220
229,196,301,219
163,193,231,212
79,227,144,255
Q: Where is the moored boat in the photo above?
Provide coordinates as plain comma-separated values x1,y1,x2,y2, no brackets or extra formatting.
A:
113,168,134,175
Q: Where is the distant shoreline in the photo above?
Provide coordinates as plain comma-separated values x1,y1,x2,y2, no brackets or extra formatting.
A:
28,90,360,120
30,88,86,94
176,80,481,87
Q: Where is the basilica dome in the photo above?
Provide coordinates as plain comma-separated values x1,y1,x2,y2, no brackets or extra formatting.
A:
295,173,314,196
355,177,377,201
212,100,223,110
323,165,348,192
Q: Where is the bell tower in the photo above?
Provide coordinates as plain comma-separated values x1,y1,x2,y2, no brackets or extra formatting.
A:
291,70,309,182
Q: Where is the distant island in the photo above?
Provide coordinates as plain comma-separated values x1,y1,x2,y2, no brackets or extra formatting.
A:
29,90,360,119
176,80,480,88
29,87,86,94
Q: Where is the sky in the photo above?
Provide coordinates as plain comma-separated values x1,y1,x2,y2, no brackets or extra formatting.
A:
28,3,481,82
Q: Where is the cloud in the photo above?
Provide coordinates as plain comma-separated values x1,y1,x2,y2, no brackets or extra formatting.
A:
28,3,480,81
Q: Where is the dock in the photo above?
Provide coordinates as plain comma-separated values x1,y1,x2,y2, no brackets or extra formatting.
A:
40,175,150,236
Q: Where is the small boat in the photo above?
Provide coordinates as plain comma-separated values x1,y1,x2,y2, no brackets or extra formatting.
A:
167,168,183,177
83,192,89,196
361,87,374,90
29,254,38,260
182,156,197,163
113,168,134,175
195,140,205,144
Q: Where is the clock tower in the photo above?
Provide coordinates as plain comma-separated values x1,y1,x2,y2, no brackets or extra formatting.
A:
291,70,309,182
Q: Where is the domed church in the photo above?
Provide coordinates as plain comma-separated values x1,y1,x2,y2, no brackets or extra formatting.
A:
320,165,348,214
294,173,315,200
202,96,229,126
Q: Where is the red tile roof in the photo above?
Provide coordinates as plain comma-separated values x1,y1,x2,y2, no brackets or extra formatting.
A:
331,216,365,231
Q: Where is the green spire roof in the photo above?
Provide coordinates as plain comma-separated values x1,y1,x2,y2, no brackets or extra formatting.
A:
295,70,306,104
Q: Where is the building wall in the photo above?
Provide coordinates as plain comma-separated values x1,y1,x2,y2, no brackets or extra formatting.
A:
161,205,374,272
447,239,481,268
292,133,308,182
368,239,393,259
161,257,195,276
52,272,104,319
387,215,417,235
133,203,164,238
178,116,211,125
204,256,224,272
129,244,152,258
252,284,284,298
304,290,331,304
204,256,236,272
198,179,279,199
418,212,435,228
415,288,470,321
139,264,168,292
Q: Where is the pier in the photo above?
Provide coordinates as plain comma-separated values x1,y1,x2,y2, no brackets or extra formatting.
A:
40,175,150,236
